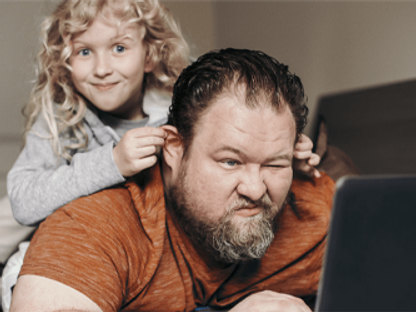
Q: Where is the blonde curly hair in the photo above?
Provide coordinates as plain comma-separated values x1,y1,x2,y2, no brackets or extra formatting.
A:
24,0,189,161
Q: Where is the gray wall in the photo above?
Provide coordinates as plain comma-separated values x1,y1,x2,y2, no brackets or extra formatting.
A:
2,1,416,197
0,2,56,197
211,2,416,134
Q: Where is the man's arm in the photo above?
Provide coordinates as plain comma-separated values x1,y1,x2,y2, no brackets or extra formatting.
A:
10,275,103,312
229,290,312,312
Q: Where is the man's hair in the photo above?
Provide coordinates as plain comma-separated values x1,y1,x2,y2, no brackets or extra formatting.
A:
167,48,308,155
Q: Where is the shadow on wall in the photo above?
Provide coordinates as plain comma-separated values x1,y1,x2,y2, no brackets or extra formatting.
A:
312,78,416,176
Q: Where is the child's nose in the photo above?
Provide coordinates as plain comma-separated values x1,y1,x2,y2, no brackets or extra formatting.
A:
94,53,113,78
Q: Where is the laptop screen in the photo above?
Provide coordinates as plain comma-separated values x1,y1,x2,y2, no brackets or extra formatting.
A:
315,175,416,311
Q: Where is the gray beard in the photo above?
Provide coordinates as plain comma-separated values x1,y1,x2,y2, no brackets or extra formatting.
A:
167,166,287,264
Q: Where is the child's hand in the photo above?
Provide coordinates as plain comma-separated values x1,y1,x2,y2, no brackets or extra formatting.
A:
113,127,166,177
293,134,321,178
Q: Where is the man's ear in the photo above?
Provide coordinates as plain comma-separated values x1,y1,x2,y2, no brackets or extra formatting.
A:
160,125,184,179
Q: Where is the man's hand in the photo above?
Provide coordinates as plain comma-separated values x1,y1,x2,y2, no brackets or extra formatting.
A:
229,290,312,312
293,134,321,178
113,127,166,177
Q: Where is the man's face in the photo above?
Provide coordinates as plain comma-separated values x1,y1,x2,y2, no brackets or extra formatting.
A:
169,90,297,263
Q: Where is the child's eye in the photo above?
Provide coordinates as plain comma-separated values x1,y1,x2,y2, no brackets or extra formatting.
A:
78,48,91,56
113,45,125,53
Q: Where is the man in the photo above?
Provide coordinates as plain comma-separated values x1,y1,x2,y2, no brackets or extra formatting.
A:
10,48,334,312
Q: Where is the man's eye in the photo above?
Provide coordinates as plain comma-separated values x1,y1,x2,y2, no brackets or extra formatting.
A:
265,164,285,169
224,160,238,167
78,49,91,56
113,45,125,53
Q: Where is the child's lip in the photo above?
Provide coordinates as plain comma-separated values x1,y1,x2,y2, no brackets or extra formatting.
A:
92,82,119,91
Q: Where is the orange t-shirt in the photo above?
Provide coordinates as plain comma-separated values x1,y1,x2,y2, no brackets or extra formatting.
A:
20,165,334,312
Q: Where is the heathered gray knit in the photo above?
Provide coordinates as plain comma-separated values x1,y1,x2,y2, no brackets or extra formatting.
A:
7,90,171,226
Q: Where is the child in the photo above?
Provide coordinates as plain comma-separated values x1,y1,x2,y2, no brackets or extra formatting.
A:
2,0,188,310
8,0,189,226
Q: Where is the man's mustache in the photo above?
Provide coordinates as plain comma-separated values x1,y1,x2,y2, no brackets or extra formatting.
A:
228,194,275,213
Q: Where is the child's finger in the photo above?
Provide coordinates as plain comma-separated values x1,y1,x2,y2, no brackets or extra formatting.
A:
133,136,165,148
307,153,321,166
294,141,312,152
313,169,321,178
295,134,313,151
293,149,312,160
128,127,167,139
293,158,321,179
134,145,159,159
301,165,321,179
132,155,158,173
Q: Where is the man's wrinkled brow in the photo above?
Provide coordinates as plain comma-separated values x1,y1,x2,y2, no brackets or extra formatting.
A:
215,145,293,162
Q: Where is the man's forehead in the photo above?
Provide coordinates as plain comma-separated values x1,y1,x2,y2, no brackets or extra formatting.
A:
217,83,278,106
193,89,296,147
203,86,293,124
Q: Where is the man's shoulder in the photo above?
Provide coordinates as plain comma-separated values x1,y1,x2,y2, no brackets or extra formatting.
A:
278,172,335,241
58,178,165,233
22,168,168,311
49,168,166,236
292,171,335,190
61,184,134,221
291,172,335,212
274,172,335,257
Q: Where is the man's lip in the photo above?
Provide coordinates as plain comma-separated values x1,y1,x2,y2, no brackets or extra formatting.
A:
234,205,263,217
91,82,119,91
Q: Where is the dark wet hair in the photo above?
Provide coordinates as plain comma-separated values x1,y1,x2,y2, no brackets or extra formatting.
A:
167,48,308,155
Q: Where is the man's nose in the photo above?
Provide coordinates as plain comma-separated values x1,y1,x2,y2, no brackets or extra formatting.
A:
93,53,113,78
236,165,266,201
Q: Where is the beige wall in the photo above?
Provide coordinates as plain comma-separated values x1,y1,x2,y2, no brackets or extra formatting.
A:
1,1,416,196
0,2,55,196
163,1,216,57
212,2,416,134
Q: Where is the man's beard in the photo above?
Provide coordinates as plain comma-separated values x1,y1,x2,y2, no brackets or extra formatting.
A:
167,164,287,264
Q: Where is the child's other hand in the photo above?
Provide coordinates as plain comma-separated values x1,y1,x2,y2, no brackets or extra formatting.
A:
293,134,321,178
113,127,166,177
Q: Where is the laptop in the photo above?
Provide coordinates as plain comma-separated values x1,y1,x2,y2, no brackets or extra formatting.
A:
315,174,416,311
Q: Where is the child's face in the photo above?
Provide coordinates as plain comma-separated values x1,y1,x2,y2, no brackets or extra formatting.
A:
69,15,154,120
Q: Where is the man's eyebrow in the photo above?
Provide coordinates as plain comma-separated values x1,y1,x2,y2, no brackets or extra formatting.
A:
215,145,293,162
265,153,293,163
216,145,245,156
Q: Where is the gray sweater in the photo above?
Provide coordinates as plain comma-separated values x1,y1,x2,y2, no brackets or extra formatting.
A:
7,90,171,226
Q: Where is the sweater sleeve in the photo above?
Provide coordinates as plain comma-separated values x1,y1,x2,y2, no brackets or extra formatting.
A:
7,115,125,226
